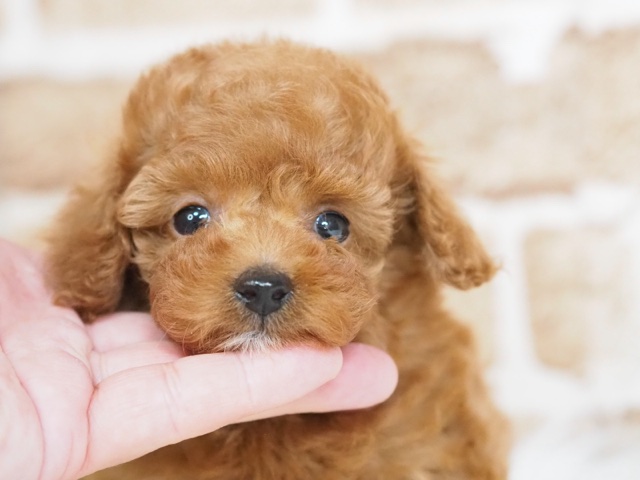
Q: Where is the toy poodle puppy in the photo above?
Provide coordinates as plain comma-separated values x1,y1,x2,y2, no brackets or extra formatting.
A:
46,40,509,479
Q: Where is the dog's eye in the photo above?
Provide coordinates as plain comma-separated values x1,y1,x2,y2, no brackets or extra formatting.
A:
314,211,350,242
173,205,210,235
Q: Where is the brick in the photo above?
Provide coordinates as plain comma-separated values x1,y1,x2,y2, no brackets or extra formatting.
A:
550,29,640,185
358,28,640,196
39,0,315,28
358,40,559,195
524,229,639,375
0,79,131,189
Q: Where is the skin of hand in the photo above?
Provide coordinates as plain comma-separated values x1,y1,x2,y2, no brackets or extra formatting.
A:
0,239,398,480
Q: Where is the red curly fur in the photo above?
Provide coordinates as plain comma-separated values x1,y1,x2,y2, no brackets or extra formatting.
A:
46,40,509,479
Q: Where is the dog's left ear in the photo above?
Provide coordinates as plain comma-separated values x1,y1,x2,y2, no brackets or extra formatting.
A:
393,136,496,289
46,162,132,321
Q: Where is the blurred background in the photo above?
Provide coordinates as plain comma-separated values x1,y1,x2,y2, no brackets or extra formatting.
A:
1,0,639,478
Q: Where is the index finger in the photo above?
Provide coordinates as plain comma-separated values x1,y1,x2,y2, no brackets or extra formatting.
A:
81,346,344,476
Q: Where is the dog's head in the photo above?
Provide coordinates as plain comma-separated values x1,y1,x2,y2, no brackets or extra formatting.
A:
47,41,495,353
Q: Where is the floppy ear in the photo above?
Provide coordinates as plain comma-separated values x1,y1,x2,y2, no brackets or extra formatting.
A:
394,137,496,289
46,161,131,321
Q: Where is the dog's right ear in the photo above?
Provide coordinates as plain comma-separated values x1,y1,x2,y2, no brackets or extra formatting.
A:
392,135,496,290
46,161,131,322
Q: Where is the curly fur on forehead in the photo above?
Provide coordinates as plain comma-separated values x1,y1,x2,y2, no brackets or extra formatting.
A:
120,41,396,181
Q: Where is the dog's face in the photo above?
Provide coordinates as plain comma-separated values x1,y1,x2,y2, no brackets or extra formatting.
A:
118,77,397,352
116,43,401,352
48,41,495,353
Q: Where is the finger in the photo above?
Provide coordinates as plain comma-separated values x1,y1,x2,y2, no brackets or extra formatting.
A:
239,343,398,422
91,341,185,383
87,312,169,352
301,343,398,411
81,346,343,476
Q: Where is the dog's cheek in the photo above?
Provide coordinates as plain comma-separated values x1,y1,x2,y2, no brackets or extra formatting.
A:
289,252,377,347
147,237,244,352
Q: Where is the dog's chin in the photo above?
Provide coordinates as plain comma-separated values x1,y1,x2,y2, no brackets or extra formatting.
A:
178,324,359,355
216,330,282,353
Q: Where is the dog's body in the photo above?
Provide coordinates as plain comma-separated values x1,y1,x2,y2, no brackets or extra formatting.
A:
47,41,509,479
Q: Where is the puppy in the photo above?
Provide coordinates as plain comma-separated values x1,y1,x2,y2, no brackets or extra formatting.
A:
47,40,509,479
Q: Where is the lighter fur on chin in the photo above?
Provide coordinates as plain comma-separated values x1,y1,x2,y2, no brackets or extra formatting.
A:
218,329,281,353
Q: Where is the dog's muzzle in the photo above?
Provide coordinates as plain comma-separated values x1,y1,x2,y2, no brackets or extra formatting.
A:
233,268,293,316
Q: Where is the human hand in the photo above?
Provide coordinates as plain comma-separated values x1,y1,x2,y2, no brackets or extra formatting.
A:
0,239,398,480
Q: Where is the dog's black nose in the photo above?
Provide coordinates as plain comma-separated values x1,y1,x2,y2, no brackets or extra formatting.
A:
234,270,293,316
